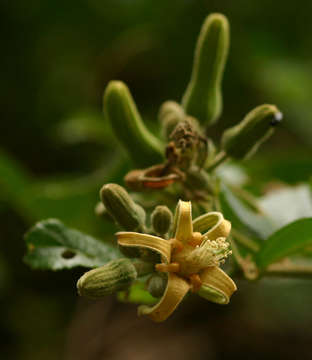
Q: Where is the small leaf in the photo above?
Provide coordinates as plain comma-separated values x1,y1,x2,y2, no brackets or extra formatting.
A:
257,218,312,269
24,219,120,270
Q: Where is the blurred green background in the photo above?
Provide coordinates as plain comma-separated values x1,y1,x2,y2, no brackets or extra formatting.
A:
1,0,312,359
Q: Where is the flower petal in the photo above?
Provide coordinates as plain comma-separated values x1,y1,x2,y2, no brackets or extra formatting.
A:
172,200,193,243
193,212,231,240
197,266,237,304
117,232,171,263
138,273,190,322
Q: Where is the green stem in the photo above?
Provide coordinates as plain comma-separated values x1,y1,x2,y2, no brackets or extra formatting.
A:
229,185,263,214
214,195,222,212
265,260,312,278
231,228,260,252
206,151,228,172
229,236,259,280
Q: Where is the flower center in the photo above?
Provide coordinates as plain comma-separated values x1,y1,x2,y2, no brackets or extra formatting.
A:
155,232,205,291
155,232,231,292
171,232,205,277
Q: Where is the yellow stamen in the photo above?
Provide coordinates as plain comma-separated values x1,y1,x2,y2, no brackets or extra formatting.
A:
156,262,180,273
189,273,202,292
169,238,184,253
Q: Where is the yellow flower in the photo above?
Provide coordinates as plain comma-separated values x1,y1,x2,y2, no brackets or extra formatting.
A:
117,200,237,322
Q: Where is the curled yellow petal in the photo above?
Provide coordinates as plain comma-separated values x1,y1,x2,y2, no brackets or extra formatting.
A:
172,200,193,243
193,211,231,240
138,273,190,322
197,266,237,304
117,232,171,263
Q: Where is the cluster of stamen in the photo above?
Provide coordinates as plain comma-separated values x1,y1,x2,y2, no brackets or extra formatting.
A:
155,232,231,292
195,236,232,267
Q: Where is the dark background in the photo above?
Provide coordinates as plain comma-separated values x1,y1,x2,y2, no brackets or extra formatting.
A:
1,1,312,359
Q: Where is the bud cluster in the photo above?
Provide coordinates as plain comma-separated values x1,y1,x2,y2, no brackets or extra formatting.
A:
77,12,281,321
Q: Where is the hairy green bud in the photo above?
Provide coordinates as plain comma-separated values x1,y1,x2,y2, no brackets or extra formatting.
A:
100,183,146,231
151,205,173,236
221,104,282,159
182,13,229,126
103,81,164,167
146,273,167,298
77,259,137,299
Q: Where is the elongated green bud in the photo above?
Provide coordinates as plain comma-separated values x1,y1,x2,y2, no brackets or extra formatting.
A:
182,13,229,126
103,81,164,167
151,205,173,236
100,183,146,231
221,104,282,159
146,274,167,298
159,101,185,139
77,259,137,299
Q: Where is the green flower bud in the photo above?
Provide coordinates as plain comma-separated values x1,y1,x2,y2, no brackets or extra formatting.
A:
146,273,167,298
103,81,164,167
158,101,185,139
184,166,215,194
100,183,146,231
151,205,173,236
221,104,282,159
77,259,137,299
182,13,229,126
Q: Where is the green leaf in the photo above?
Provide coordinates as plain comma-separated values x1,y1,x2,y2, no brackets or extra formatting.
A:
257,218,312,269
24,219,120,270
0,147,128,233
